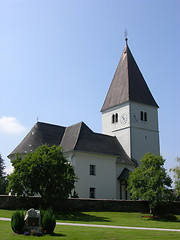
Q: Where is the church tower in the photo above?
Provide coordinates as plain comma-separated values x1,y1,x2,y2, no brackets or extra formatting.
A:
101,38,160,164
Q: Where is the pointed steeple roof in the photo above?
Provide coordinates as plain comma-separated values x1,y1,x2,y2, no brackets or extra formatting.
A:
101,40,158,112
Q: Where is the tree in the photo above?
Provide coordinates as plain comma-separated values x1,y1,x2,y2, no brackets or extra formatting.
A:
0,154,8,194
171,157,180,197
7,145,76,203
127,153,174,214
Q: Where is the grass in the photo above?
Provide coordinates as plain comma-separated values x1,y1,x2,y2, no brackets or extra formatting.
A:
55,211,180,229
0,209,180,239
0,221,180,240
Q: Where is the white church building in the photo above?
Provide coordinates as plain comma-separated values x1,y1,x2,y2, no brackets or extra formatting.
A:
8,39,160,200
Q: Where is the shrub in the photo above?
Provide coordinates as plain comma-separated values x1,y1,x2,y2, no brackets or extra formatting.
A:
164,213,178,221
39,206,44,224
42,208,56,234
11,210,25,234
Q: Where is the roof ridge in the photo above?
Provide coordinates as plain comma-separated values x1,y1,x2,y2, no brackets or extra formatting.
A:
101,43,129,112
37,121,65,128
125,44,130,101
72,122,83,150
126,44,159,108
60,121,84,152
73,121,93,150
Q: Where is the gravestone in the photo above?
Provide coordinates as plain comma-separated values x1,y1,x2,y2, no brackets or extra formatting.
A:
24,208,42,232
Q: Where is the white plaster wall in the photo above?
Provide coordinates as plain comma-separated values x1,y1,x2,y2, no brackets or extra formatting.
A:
115,128,131,157
131,128,160,164
102,102,131,157
69,152,117,199
130,102,160,164
102,101,160,164
102,102,130,135
130,102,159,131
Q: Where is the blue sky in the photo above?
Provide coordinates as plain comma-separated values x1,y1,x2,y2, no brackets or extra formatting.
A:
0,0,179,182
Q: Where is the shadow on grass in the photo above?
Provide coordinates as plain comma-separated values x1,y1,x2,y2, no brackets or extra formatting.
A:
144,215,180,223
56,211,110,223
50,233,66,237
151,218,180,223
12,232,66,238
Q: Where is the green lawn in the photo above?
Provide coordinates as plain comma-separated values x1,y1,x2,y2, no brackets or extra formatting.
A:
0,209,180,239
55,211,180,229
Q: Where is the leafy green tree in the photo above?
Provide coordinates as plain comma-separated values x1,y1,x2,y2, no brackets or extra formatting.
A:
7,145,76,203
171,157,180,197
0,154,8,194
127,153,174,213
0,154,5,177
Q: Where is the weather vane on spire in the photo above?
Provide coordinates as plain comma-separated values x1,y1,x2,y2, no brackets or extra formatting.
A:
124,29,128,43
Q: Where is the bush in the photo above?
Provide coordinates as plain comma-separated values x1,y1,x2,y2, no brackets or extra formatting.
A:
42,208,56,234
164,213,178,221
11,210,25,234
39,206,44,224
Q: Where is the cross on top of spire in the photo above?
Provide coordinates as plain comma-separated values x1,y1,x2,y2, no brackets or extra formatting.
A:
124,30,128,44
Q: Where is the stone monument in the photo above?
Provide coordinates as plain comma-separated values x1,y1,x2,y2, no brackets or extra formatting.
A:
24,208,42,235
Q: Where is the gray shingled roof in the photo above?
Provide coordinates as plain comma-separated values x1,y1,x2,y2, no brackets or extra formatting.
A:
8,121,135,166
118,168,130,180
8,122,65,158
61,122,133,163
101,42,158,112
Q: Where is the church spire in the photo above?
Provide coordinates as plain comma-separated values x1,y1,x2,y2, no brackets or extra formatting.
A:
101,40,158,112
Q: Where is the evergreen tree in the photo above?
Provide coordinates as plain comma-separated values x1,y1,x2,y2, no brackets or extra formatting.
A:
0,154,8,194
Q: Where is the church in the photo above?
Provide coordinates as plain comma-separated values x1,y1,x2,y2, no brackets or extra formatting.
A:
8,39,160,200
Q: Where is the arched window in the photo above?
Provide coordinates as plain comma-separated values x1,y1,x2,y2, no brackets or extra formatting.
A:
112,114,115,123
115,113,118,123
112,113,119,123
144,112,147,121
140,111,147,122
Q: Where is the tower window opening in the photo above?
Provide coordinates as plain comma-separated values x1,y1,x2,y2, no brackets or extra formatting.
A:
140,111,147,122
115,113,118,122
112,113,118,123
112,114,115,123
144,112,147,121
